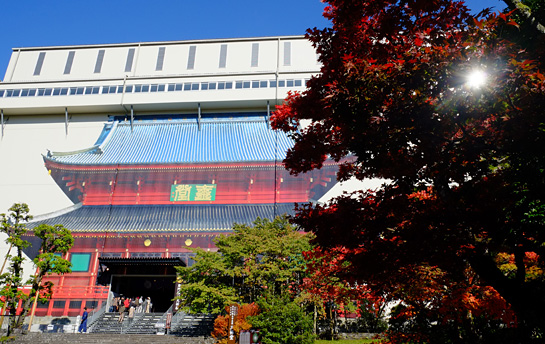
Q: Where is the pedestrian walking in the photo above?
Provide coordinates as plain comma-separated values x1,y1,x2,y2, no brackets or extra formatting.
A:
78,307,88,333
145,297,151,313
128,305,135,325
137,296,143,313
118,298,126,322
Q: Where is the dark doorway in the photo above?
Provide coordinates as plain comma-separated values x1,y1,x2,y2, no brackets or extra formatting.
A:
111,275,175,312
98,257,185,313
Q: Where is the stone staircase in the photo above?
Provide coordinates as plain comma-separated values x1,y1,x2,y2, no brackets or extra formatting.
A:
170,313,216,337
86,311,216,336
7,333,214,344
89,312,164,334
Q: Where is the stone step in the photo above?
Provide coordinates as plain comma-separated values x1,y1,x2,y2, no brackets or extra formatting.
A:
8,333,214,344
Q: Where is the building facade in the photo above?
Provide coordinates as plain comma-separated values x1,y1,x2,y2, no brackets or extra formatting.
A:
0,36,340,317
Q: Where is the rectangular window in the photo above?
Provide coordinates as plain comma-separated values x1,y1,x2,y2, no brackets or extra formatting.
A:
278,80,285,87
52,88,61,96
295,79,302,87
201,82,208,90
86,300,99,309
219,44,227,68
284,41,291,66
125,85,133,93
69,300,82,309
243,81,251,89
64,51,75,74
53,300,66,309
141,84,150,92
34,52,46,76
70,253,91,272
37,301,49,309
260,81,268,88
99,252,122,258
94,50,105,73
69,87,77,95
168,84,175,91
28,89,36,96
131,252,162,258
175,83,183,91
287,80,294,87
21,89,29,97
125,48,135,72
150,84,158,92
225,82,233,89
158,84,165,92
208,82,216,90
134,85,142,92
0,90,4,97
60,88,68,95
235,81,243,89
187,45,196,70
191,83,199,91
156,47,165,71
251,43,259,67
252,81,259,88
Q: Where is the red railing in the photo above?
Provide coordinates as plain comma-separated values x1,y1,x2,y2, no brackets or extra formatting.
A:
49,285,109,299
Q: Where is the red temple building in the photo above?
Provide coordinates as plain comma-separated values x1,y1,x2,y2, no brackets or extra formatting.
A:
0,36,341,318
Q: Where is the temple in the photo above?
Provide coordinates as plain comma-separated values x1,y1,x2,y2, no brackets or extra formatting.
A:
0,36,339,317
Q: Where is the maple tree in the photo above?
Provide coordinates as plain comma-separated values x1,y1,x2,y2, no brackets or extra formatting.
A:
272,0,545,341
175,216,312,314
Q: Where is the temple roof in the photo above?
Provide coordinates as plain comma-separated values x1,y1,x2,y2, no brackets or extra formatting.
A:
28,203,296,232
44,113,294,166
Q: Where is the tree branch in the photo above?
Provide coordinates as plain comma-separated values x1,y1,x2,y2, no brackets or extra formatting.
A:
504,0,545,34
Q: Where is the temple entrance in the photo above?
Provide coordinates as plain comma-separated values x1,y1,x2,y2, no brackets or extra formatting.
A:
98,257,185,313
111,275,176,312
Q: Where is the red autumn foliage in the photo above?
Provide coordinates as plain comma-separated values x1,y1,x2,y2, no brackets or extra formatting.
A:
272,0,545,341
211,303,260,344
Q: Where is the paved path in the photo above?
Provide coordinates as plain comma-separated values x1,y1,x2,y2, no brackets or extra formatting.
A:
6,333,215,344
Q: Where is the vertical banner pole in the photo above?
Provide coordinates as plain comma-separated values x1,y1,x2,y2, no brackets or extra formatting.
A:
198,103,201,131
65,108,69,135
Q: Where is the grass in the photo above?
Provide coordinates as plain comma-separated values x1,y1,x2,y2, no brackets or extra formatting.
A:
315,339,380,344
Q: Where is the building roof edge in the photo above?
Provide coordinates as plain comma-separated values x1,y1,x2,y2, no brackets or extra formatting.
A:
12,35,307,52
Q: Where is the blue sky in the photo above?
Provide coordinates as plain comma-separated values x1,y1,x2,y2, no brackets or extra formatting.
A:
1,0,506,78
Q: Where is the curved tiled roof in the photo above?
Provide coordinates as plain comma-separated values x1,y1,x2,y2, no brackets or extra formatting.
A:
45,113,294,166
28,203,297,232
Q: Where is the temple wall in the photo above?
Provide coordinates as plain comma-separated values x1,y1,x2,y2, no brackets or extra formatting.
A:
0,114,107,215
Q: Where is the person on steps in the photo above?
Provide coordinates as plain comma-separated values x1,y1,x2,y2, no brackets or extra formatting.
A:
78,307,88,333
118,297,126,323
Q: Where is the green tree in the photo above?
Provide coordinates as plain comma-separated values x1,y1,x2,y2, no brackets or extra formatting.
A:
18,224,74,329
175,216,313,314
249,293,315,344
0,204,32,333
0,204,73,334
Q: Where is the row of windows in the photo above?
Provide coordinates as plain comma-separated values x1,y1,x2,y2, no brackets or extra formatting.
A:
38,300,102,309
0,79,307,98
33,42,293,76
66,252,197,272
